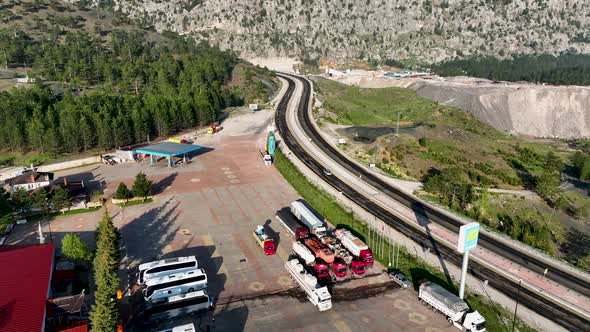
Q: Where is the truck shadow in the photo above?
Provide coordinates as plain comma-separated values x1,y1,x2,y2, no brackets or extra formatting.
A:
263,218,281,248
409,267,458,293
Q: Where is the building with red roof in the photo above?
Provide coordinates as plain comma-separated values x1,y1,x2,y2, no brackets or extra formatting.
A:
0,243,55,332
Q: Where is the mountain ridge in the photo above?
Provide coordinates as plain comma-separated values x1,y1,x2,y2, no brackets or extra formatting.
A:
76,0,590,64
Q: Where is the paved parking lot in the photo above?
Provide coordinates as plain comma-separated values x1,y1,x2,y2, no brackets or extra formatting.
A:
7,109,454,331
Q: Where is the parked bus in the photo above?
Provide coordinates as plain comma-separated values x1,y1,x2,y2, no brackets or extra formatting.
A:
138,256,198,284
144,268,207,302
144,290,211,322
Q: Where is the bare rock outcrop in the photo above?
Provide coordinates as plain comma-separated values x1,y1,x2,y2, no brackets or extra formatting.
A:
75,0,590,64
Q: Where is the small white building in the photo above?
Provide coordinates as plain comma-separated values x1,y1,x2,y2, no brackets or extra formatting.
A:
8,171,54,192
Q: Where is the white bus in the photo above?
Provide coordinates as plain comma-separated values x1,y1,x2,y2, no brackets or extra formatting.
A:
138,256,198,284
144,290,211,322
144,268,207,302
156,323,196,332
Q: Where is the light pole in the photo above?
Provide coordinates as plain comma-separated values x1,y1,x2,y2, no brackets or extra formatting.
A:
512,279,522,332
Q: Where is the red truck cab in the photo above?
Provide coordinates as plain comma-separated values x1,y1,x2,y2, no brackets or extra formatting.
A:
349,259,366,276
359,250,374,268
314,261,330,281
263,239,275,255
295,227,309,241
330,258,348,280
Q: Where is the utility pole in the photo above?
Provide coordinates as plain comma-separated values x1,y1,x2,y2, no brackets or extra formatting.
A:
395,112,400,137
395,243,399,269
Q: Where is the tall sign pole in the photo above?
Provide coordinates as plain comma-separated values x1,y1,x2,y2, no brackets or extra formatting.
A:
457,222,480,299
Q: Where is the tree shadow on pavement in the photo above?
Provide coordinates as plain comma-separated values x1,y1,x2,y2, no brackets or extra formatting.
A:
119,197,181,270
152,172,178,195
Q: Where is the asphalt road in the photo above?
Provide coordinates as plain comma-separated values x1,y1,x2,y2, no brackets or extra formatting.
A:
275,73,590,331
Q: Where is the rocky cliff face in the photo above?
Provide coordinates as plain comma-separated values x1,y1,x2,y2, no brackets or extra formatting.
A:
82,0,590,63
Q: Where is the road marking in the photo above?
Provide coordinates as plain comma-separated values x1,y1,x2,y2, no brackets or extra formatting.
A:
249,281,265,292
277,275,293,287
408,312,427,325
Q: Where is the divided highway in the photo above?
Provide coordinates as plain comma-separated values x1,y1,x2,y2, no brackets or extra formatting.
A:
275,73,590,331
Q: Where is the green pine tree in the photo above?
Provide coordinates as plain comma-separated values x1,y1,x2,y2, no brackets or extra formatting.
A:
131,172,152,200
114,183,131,200
90,208,120,331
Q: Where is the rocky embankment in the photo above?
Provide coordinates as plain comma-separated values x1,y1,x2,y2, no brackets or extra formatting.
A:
332,73,590,139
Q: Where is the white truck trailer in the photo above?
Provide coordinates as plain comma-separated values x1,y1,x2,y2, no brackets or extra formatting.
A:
292,242,316,265
418,282,486,331
285,259,332,311
334,229,374,268
290,200,326,237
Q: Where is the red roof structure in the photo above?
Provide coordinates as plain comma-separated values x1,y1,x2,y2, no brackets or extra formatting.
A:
0,243,55,332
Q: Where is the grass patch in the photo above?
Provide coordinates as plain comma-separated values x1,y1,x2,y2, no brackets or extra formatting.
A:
312,77,574,190
27,206,101,222
115,198,153,207
274,148,537,332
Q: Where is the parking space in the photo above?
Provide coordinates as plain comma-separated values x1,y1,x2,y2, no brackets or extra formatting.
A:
6,109,455,331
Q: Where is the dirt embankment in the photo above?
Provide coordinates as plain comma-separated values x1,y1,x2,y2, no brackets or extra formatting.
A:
332,74,590,139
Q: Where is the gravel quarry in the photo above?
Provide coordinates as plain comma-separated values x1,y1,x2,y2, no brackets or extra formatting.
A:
330,72,590,139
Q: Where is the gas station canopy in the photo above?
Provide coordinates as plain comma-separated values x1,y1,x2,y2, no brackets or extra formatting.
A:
134,142,202,167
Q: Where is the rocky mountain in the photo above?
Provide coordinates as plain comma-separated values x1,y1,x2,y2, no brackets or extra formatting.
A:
74,0,590,64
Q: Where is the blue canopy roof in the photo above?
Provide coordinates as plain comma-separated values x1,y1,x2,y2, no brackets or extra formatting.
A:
134,142,202,157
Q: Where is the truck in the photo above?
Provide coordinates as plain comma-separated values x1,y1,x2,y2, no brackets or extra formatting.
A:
304,237,335,264
321,233,366,277
276,209,310,241
168,138,188,144
290,200,326,237
259,150,272,166
253,225,275,255
292,242,315,265
284,259,332,311
334,229,374,269
418,282,486,332
292,242,330,282
329,258,348,281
